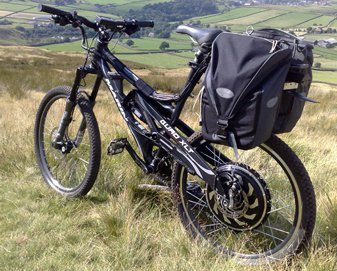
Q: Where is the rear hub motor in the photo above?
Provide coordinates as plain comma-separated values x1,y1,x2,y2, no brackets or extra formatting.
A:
206,163,271,231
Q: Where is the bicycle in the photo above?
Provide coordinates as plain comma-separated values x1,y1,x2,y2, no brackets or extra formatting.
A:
34,5,316,264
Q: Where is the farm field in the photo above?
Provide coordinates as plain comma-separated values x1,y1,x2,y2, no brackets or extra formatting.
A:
41,39,193,69
1,2,337,81
189,7,266,24
215,9,287,26
255,12,320,28
329,19,337,27
0,2,35,12
41,36,192,53
297,15,335,27
189,5,337,30
313,70,337,85
85,0,169,6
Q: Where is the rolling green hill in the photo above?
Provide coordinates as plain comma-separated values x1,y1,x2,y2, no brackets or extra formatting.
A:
1,1,337,81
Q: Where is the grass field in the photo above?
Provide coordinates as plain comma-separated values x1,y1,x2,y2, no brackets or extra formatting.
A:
189,7,266,24
313,70,337,85
0,47,337,270
297,15,335,27
85,0,169,6
1,2,337,72
40,37,194,69
256,12,319,28
329,19,337,28
216,9,287,26
314,46,337,61
0,2,35,12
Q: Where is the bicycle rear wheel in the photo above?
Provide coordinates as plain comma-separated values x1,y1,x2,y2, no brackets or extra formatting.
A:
172,131,316,264
34,86,101,197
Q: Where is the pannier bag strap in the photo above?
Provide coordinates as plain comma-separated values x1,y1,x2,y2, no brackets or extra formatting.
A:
228,131,239,161
249,28,298,44
287,90,318,103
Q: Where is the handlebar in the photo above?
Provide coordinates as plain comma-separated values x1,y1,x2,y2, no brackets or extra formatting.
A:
96,16,154,29
39,4,154,33
39,4,72,18
39,4,97,29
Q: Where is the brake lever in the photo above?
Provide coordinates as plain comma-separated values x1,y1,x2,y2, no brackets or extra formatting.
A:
123,20,140,36
71,11,81,28
51,15,60,23
51,15,70,26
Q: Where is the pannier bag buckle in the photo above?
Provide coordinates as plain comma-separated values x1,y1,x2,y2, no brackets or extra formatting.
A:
217,119,228,135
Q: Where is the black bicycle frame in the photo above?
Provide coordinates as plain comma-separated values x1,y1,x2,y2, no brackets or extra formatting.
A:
59,37,224,193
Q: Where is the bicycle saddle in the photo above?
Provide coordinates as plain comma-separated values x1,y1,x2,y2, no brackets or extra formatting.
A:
176,25,222,46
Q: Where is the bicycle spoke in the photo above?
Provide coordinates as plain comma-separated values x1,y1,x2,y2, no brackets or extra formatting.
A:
253,228,284,243
188,199,208,209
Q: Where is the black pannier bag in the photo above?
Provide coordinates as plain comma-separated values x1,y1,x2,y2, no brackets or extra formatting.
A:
249,29,314,133
202,32,293,149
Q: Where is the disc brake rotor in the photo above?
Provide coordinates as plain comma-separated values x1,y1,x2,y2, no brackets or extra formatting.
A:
206,163,271,231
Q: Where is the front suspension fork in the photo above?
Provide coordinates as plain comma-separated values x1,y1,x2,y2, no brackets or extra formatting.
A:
53,67,102,149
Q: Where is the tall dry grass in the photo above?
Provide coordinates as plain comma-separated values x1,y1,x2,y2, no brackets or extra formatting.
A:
0,46,336,270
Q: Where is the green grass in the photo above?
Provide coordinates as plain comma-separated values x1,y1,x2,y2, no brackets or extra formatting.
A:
114,0,171,13
1,47,337,270
314,46,337,61
40,39,194,68
41,40,83,52
86,0,169,5
126,37,191,51
189,7,266,25
0,27,25,45
297,15,335,27
0,2,35,12
313,70,337,84
258,3,337,14
329,19,337,28
117,51,193,68
216,9,287,26
255,12,320,28
304,34,337,40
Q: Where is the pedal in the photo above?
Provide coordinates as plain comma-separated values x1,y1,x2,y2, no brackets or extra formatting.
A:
107,138,127,155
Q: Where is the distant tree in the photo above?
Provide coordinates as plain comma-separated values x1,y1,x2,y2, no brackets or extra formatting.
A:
126,39,134,46
306,26,313,33
159,41,170,51
15,26,25,32
0,19,12,25
158,32,170,39
314,62,321,69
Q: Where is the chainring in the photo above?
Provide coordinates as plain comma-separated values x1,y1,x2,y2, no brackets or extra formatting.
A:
206,163,271,231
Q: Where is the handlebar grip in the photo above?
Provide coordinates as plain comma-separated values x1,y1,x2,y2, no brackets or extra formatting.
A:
138,21,154,28
96,17,125,29
39,4,72,19
97,16,154,30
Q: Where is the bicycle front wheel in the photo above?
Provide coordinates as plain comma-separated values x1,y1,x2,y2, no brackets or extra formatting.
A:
34,86,101,197
172,132,316,264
